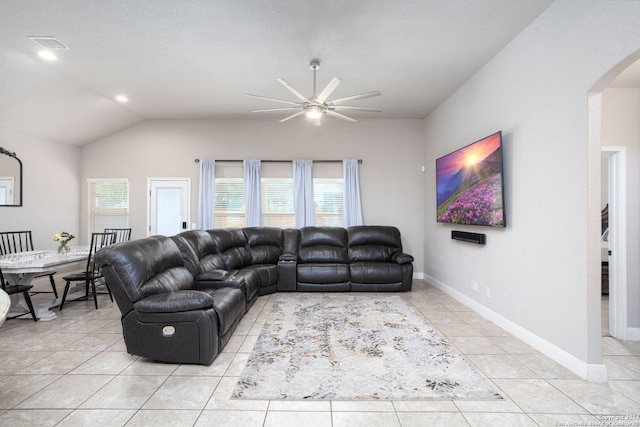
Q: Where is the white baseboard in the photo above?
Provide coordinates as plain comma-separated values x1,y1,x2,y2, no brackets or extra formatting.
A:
412,272,425,280
424,274,608,383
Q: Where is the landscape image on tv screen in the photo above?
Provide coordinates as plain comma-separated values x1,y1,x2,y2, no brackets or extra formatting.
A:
436,131,505,227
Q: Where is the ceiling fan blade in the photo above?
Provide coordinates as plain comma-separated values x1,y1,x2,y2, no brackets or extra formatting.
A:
330,90,381,105
314,117,322,127
251,107,302,113
326,110,357,123
316,77,342,104
331,106,382,112
245,94,301,106
279,110,306,123
277,78,308,102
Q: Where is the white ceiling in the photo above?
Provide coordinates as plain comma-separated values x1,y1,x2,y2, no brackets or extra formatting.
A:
1,0,563,145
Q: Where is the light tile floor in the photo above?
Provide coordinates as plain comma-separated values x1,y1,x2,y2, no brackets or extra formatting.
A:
1,280,639,426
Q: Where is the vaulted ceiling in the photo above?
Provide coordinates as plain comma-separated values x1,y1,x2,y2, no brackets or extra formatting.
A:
1,0,562,145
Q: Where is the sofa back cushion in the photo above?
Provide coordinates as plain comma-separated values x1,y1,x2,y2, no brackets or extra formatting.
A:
347,225,402,262
208,228,251,270
243,227,283,264
298,227,348,264
96,236,195,312
171,230,225,276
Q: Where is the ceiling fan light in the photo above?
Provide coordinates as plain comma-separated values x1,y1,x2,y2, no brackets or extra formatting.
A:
306,106,323,119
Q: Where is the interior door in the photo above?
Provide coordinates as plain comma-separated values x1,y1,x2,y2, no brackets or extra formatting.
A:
0,177,14,204
148,179,190,236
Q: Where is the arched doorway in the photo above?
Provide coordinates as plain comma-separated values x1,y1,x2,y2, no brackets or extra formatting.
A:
589,50,640,343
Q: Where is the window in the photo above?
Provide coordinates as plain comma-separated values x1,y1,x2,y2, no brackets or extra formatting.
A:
313,162,344,226
88,179,129,235
214,178,296,228
214,178,245,228
262,178,294,228
314,178,343,226
212,161,345,228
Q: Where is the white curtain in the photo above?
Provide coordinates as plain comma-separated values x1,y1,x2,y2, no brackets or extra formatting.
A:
343,159,364,227
293,159,314,228
197,159,215,229
244,159,262,226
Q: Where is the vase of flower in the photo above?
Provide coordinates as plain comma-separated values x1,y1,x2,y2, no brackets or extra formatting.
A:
53,231,75,255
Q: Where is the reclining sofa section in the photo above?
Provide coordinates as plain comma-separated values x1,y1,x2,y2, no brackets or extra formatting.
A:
97,225,414,365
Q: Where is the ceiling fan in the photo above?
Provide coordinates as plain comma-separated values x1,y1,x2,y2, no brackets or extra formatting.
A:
246,59,381,126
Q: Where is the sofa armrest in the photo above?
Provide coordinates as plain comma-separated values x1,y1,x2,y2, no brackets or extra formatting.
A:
194,275,248,300
196,269,230,281
279,253,297,263
277,255,297,291
133,290,214,313
392,253,414,265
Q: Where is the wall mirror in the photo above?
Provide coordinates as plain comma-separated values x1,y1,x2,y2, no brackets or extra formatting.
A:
0,147,22,206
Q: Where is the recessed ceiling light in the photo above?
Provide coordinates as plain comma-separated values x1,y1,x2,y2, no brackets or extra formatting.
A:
115,95,129,103
37,50,58,61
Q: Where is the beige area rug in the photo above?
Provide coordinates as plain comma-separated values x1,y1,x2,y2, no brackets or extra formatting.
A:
233,294,502,400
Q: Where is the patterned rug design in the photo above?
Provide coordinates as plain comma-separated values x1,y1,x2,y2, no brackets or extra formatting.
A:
233,294,502,400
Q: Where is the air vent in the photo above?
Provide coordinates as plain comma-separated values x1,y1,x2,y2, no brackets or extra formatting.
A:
28,36,70,50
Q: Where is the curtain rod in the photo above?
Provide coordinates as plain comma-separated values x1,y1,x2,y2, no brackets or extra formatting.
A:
194,158,362,164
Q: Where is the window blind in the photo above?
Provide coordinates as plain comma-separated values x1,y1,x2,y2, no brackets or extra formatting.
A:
262,178,294,228
314,178,344,226
214,178,245,228
87,179,129,235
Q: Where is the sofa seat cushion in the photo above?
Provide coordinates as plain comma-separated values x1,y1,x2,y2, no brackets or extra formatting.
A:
133,290,214,313
203,287,246,337
297,263,350,284
349,262,406,284
242,264,278,287
226,269,262,301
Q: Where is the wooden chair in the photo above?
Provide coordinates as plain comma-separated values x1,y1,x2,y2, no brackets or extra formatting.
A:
60,232,116,310
0,231,58,298
0,266,37,322
104,228,132,243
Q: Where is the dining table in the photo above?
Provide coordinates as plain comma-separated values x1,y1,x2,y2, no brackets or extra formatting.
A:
0,288,9,327
0,248,89,321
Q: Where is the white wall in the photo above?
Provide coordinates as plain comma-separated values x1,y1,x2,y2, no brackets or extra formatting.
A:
602,88,640,328
424,0,640,377
80,118,426,272
0,127,80,250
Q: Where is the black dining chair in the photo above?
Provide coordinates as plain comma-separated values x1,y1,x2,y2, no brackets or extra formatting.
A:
0,266,38,322
0,231,58,298
104,228,132,244
59,232,116,310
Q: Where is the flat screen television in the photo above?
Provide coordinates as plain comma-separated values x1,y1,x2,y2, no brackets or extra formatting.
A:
436,131,506,227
